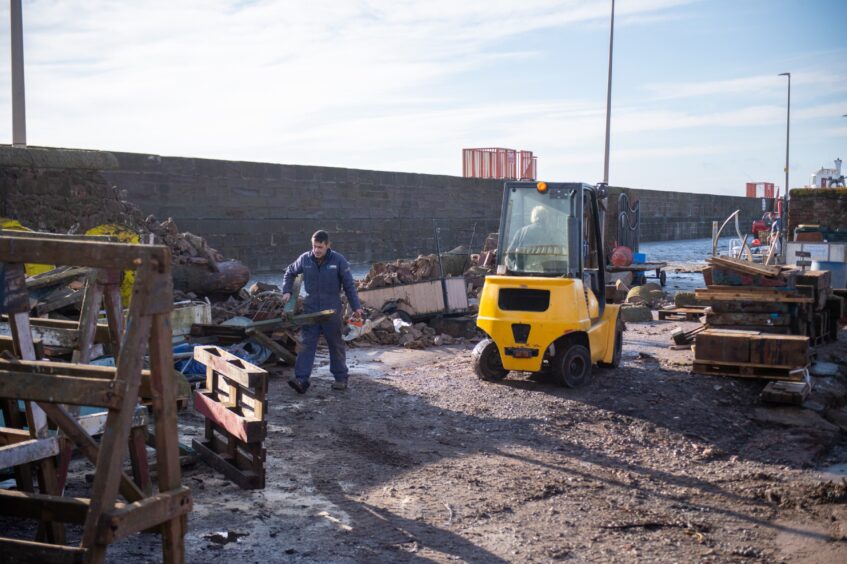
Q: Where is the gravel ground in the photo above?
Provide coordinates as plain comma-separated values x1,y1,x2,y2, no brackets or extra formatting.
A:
10,316,845,563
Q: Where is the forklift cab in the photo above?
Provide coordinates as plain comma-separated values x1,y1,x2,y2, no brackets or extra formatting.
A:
498,181,606,315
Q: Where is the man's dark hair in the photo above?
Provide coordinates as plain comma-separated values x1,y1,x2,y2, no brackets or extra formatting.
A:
312,230,330,244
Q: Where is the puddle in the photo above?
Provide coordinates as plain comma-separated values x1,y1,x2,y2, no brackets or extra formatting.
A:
818,463,847,477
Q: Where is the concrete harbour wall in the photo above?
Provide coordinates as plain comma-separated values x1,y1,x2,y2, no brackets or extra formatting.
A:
1,146,762,271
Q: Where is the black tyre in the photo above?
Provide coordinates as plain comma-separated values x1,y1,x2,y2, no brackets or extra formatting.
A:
659,270,667,287
599,318,623,368
472,339,509,381
553,344,592,388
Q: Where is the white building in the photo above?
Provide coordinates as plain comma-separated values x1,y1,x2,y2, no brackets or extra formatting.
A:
810,158,843,187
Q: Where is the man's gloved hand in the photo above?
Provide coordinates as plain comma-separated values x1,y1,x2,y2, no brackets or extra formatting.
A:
352,308,364,319
282,292,291,305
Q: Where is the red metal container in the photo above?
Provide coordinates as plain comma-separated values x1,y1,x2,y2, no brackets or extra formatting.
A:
463,148,537,180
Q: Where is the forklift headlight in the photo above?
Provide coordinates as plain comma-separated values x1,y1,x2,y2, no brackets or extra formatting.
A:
536,181,548,193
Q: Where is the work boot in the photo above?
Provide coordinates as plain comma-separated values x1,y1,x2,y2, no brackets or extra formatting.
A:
331,380,348,391
288,378,309,394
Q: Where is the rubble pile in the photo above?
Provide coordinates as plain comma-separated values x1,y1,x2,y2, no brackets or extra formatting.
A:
145,216,225,271
358,255,441,290
208,283,294,324
350,314,465,349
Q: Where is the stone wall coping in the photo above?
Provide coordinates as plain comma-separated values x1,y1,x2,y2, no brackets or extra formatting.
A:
0,145,119,170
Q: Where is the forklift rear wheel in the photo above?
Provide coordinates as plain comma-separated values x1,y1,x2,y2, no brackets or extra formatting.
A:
598,318,623,368
472,339,509,381
553,344,592,388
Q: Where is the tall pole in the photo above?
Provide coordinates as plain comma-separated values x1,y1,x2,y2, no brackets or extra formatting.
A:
11,0,26,146
602,0,615,184
778,73,790,233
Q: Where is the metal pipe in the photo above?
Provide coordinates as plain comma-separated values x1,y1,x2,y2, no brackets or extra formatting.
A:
779,72,791,254
11,0,26,146
602,0,615,184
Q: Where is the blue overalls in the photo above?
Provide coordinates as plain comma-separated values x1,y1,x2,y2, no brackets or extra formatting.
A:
282,249,361,386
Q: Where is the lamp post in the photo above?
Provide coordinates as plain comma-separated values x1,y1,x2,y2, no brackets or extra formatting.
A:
778,72,790,245
10,0,26,146
602,0,615,185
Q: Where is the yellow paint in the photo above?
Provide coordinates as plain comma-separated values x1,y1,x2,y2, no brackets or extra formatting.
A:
0,218,55,276
85,224,140,305
476,275,620,372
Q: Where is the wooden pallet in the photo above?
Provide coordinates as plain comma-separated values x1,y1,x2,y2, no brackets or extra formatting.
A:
657,306,707,321
692,359,807,381
191,346,268,489
0,231,189,563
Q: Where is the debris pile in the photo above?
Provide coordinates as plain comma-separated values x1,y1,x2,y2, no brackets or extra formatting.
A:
145,216,225,270
142,216,250,296
357,255,441,290
347,314,465,349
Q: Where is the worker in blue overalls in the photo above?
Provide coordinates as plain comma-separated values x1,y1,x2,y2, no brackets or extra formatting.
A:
282,230,363,393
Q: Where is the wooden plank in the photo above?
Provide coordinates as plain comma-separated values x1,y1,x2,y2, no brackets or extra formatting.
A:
128,426,152,497
692,361,806,382
0,488,90,523
0,236,168,271
36,402,144,503
102,280,124,359
191,439,264,490
705,312,791,326
0,426,33,446
193,391,266,443
0,334,43,357
73,270,104,364
0,370,125,408
80,268,153,552
0,537,86,563
74,406,149,438
706,256,785,277
148,310,187,564
0,320,107,348
695,288,812,303
245,327,296,365
193,346,267,389
97,486,192,544
26,266,91,289
36,287,84,316
707,301,792,314
0,437,60,469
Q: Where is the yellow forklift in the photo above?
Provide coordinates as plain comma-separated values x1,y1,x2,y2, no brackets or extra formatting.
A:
473,181,622,387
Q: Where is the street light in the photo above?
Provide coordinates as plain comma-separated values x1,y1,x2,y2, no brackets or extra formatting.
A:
602,0,615,185
10,0,26,146
778,72,790,244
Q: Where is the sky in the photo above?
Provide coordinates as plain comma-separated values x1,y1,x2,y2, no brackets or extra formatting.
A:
0,0,845,195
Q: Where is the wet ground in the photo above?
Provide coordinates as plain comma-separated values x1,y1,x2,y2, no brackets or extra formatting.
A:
8,316,845,563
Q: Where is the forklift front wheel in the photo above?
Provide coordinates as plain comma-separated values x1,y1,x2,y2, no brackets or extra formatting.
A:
472,339,509,381
553,344,592,388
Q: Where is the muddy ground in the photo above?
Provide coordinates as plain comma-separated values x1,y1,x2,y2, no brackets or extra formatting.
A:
7,318,847,563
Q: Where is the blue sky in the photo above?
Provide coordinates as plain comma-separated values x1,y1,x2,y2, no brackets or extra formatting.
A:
0,0,844,195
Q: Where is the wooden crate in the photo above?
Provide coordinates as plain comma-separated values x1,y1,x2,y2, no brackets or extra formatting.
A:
694,330,754,364
191,346,268,489
694,329,809,367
